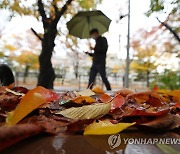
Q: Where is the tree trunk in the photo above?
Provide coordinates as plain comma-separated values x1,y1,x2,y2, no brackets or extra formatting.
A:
74,62,79,79
36,0,73,89
23,64,30,83
37,28,56,89
146,71,150,87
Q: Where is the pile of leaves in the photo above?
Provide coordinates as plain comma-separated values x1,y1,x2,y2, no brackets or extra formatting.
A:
0,86,179,151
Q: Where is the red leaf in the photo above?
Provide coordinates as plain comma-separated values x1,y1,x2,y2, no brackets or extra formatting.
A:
112,94,125,109
12,87,29,94
34,86,60,102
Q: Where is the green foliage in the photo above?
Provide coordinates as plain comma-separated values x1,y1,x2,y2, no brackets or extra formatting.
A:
146,0,180,16
150,69,180,90
146,0,164,16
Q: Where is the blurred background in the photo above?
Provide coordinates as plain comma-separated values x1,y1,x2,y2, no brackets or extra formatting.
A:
0,0,179,91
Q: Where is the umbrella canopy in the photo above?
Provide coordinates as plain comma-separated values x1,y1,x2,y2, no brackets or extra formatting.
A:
67,10,111,39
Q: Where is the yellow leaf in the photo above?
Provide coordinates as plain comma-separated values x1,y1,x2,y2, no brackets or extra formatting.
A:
167,90,180,97
6,90,46,126
56,103,111,120
167,90,180,101
84,120,136,135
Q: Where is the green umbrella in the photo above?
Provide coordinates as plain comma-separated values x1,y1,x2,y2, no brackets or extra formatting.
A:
67,10,111,39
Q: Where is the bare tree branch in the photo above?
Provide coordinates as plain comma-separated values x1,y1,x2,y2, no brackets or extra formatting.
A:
31,28,43,41
52,0,58,13
156,17,180,43
54,0,73,24
38,0,48,28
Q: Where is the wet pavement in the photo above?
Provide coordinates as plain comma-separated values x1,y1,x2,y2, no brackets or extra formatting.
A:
2,131,180,154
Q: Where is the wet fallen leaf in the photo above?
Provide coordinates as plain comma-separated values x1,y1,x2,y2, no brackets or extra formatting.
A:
141,114,180,130
115,88,134,97
127,91,164,107
0,124,43,151
56,103,111,120
84,120,135,135
20,115,69,134
6,88,25,97
33,86,60,102
75,89,95,97
100,93,112,103
174,102,180,108
122,108,169,117
6,88,47,125
112,94,125,109
92,86,105,94
167,90,180,102
72,96,96,104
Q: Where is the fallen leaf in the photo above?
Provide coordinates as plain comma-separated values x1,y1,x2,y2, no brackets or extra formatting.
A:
32,86,60,102
127,91,164,107
122,108,169,117
6,88,25,97
92,86,105,94
100,93,112,103
72,96,96,104
75,89,95,97
84,120,135,135
167,90,180,102
6,88,47,125
174,102,180,108
11,86,28,94
20,115,69,134
0,124,43,151
115,88,134,97
141,114,180,130
56,103,111,120
112,94,125,109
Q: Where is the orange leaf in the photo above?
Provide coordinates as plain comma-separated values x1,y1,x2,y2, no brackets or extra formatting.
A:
174,102,180,108
6,87,47,125
115,89,134,97
100,94,112,103
92,86,105,94
72,96,96,104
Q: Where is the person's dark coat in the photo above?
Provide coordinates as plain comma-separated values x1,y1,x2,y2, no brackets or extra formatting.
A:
89,36,108,64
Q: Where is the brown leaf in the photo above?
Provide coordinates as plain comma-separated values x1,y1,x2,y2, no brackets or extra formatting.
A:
0,124,43,151
20,115,69,134
141,114,180,130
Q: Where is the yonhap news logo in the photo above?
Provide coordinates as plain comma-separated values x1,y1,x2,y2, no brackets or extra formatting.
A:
108,134,180,149
108,134,121,149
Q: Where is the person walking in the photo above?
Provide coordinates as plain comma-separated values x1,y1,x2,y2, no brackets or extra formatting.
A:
85,28,111,90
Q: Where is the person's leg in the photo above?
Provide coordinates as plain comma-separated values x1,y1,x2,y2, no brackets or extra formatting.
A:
88,65,98,89
97,64,111,90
